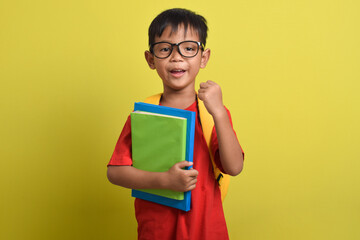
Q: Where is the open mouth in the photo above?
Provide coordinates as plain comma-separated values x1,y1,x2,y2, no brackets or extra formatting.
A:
170,69,186,77
170,69,186,74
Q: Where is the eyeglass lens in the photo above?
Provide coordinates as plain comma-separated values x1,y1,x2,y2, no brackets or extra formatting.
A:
152,41,200,58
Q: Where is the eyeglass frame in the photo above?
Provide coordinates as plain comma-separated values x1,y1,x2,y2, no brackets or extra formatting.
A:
150,40,205,59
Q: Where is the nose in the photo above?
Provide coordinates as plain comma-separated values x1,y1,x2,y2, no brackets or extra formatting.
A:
169,45,183,61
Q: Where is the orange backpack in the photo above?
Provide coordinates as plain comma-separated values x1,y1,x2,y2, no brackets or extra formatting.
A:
144,93,230,202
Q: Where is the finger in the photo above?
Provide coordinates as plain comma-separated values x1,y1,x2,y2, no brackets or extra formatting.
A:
197,88,205,93
197,89,205,95
187,169,199,177
186,183,197,191
188,177,198,185
197,91,206,100
199,82,209,89
176,161,193,169
206,80,215,85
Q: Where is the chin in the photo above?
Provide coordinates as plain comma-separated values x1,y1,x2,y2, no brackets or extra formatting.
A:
166,81,195,91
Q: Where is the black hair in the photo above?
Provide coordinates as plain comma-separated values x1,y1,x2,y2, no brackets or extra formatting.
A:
148,8,208,49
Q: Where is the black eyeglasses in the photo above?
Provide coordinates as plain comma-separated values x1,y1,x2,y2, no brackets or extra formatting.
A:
150,41,204,59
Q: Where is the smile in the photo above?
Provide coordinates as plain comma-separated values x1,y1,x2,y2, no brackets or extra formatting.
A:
170,69,186,77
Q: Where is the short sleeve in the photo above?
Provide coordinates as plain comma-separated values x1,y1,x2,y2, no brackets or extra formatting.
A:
210,107,244,174
108,115,133,166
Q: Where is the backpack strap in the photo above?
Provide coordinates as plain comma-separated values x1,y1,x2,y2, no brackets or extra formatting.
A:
144,93,230,202
143,93,162,106
197,96,230,202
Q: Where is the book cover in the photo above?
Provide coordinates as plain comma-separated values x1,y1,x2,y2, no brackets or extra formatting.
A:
131,102,196,211
131,111,187,200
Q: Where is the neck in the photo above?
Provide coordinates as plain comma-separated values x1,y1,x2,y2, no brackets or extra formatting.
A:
161,89,196,109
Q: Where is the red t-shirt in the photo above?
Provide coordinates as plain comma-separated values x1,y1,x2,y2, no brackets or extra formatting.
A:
109,101,239,240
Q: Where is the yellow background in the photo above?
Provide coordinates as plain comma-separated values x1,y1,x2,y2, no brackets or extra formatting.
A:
1,0,359,239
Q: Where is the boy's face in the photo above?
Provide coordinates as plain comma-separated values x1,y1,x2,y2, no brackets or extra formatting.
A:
145,25,210,93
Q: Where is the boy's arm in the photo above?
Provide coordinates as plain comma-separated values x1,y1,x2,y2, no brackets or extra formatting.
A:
107,161,198,192
198,80,244,176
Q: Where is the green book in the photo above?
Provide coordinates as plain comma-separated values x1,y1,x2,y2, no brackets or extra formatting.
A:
131,111,187,200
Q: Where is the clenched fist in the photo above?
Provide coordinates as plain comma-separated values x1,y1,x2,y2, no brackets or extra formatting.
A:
198,80,226,117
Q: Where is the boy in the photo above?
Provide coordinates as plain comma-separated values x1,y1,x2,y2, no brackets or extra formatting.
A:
107,8,244,240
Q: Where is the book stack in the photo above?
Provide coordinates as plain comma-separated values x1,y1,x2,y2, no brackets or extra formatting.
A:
131,102,196,211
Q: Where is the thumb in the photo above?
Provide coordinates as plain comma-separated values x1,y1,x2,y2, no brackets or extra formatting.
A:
176,161,193,169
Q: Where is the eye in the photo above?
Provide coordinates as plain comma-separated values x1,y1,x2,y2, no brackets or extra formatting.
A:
181,42,198,53
160,47,171,52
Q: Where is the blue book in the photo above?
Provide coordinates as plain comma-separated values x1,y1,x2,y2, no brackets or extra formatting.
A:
131,102,196,212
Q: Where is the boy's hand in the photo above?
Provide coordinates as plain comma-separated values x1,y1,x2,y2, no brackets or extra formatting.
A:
198,80,226,117
165,161,198,192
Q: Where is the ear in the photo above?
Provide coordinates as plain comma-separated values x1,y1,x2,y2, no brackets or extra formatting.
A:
200,48,211,69
145,51,156,69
